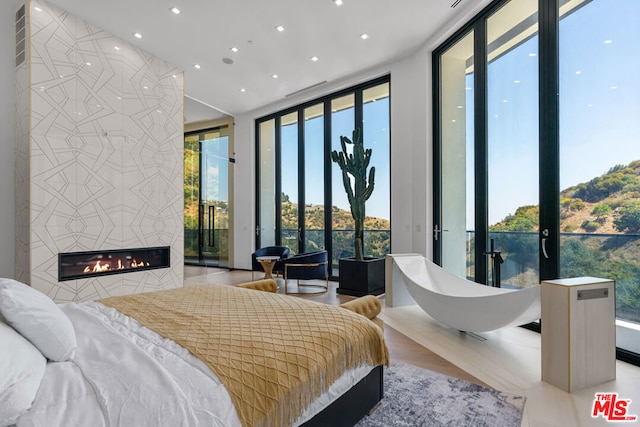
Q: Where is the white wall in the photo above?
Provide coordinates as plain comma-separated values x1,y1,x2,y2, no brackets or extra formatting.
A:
232,48,433,270
0,0,18,278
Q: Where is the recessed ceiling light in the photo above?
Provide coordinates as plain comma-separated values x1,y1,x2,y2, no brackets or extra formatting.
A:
604,39,613,44
230,47,239,53
194,64,201,69
360,33,369,40
272,74,279,79
334,0,343,5
114,46,120,50
170,6,181,14
275,25,285,32
86,62,91,66
240,88,246,92
133,32,142,39
34,6,42,11
310,56,319,62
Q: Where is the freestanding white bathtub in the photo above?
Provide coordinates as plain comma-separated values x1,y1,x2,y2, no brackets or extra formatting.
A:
386,254,541,332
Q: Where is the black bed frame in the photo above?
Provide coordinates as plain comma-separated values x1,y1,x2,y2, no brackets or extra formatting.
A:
301,365,384,427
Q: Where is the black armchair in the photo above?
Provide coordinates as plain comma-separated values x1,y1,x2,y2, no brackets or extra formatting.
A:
282,250,329,294
251,246,290,280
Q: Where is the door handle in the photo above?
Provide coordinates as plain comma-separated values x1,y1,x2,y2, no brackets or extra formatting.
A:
208,206,215,247
541,228,549,259
198,204,204,248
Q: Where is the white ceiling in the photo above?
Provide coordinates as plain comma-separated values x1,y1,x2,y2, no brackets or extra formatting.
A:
46,0,487,121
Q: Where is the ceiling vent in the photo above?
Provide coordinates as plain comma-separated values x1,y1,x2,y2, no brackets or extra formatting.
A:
285,81,328,98
15,4,26,67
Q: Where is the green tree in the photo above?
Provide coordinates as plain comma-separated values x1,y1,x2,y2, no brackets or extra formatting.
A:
614,201,640,233
561,239,600,278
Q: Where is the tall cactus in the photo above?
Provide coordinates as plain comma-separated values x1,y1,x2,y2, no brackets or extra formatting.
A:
330,128,375,261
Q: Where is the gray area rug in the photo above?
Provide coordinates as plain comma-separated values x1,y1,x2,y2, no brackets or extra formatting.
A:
356,361,526,427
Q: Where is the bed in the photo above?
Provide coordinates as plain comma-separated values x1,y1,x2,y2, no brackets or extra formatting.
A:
0,278,388,427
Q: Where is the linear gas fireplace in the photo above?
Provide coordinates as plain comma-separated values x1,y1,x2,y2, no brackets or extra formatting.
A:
58,247,170,281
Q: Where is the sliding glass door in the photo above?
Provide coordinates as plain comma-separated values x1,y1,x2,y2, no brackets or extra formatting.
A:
434,0,640,364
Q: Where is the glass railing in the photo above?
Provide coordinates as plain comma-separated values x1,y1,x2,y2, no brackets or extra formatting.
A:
466,230,640,327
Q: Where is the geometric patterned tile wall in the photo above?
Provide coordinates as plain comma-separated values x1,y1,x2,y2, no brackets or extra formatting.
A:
18,0,184,302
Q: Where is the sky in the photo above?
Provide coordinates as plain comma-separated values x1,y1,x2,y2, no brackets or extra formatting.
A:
467,0,640,227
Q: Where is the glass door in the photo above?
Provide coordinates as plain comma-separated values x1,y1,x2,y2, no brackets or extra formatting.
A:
486,0,539,289
437,0,540,289
184,127,230,267
437,31,475,280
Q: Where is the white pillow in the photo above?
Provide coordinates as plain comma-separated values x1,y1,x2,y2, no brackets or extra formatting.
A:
0,278,77,362
0,321,47,426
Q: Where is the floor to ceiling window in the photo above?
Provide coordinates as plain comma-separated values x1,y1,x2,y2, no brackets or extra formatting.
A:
434,0,640,365
184,126,231,267
438,30,475,280
487,1,540,288
304,104,326,253
255,76,390,276
558,0,640,359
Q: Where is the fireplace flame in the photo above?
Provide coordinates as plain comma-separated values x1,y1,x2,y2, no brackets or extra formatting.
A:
82,258,150,274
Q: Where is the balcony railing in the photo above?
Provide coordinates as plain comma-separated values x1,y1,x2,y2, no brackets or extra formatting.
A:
464,230,640,326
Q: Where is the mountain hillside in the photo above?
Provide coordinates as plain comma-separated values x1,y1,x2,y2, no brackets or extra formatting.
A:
491,160,640,234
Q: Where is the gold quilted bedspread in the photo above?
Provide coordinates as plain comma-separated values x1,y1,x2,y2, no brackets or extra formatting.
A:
99,284,389,427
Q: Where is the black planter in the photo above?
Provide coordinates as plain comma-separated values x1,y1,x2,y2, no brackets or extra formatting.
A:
336,257,385,297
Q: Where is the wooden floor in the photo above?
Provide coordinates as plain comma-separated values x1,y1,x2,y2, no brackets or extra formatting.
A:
184,265,488,388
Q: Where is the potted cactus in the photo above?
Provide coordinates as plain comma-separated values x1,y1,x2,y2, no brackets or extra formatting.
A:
331,128,385,296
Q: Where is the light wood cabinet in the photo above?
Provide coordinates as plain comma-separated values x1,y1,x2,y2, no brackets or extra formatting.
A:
541,277,616,392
